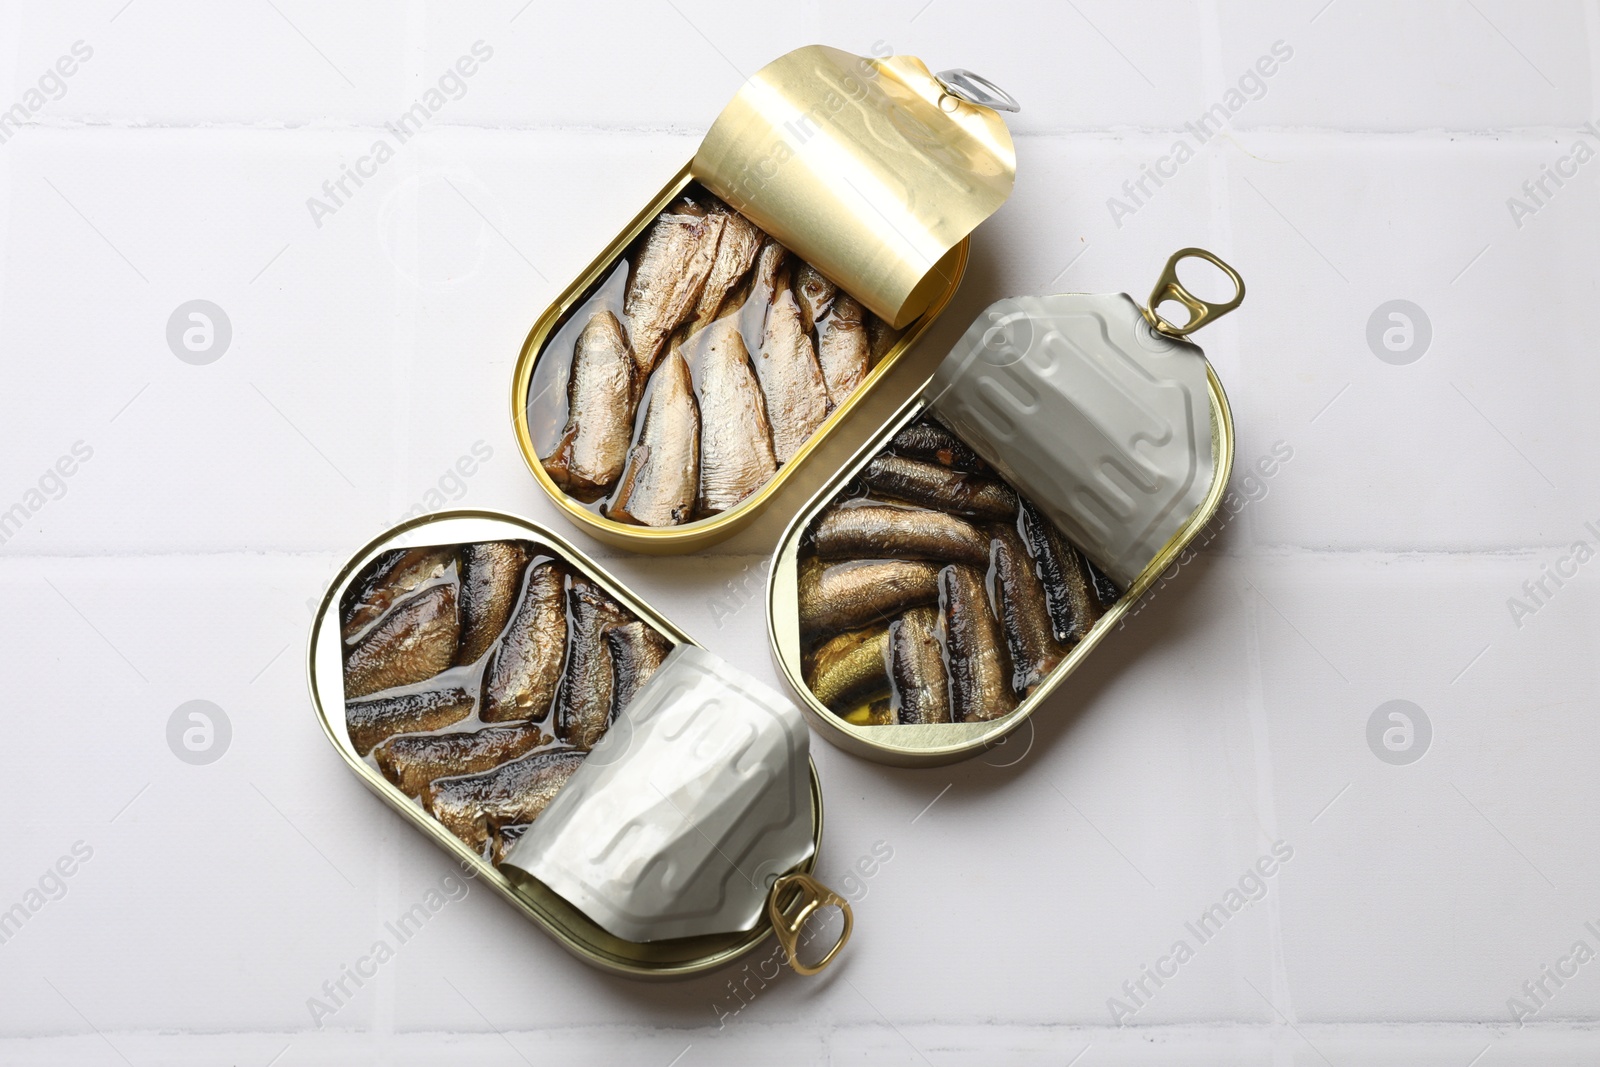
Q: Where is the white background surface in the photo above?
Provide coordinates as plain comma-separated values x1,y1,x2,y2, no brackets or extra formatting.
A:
2,1,1599,1063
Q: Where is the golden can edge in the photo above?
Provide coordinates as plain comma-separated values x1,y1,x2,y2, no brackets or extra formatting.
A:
510,161,971,555
306,508,825,977
765,369,1236,768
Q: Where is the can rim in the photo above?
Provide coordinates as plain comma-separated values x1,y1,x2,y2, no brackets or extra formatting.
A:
306,508,826,977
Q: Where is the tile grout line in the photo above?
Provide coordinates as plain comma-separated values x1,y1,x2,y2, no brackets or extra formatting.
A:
1201,0,1287,1043
371,1,433,1054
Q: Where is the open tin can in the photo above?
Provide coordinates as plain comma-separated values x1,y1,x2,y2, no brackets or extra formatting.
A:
512,45,1018,553
767,250,1245,766
308,510,847,977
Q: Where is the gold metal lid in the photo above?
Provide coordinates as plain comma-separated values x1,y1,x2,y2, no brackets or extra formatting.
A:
692,45,1016,329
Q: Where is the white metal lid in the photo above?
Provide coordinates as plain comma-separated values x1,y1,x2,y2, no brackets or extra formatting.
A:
504,644,814,943
924,250,1243,588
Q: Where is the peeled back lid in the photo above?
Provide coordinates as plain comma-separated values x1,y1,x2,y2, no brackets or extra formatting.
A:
504,644,814,943
692,45,1016,329
924,250,1245,589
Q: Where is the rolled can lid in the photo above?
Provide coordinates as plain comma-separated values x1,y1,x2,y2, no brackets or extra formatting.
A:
505,644,814,943
925,291,1218,589
693,44,1016,329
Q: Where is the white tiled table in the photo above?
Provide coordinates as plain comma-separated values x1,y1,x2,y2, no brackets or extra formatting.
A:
3,1,1599,1063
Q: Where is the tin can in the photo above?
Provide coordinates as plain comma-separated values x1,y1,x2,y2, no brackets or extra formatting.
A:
512,45,1018,553
307,509,837,977
766,250,1245,766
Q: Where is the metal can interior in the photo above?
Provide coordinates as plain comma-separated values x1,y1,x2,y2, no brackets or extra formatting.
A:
510,163,969,555
766,371,1236,767
307,509,825,977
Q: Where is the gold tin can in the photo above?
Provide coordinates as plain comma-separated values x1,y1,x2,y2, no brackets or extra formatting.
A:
512,45,1017,553
766,251,1243,766
307,509,826,977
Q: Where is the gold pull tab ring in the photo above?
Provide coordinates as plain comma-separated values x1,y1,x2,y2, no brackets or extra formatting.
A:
768,872,853,976
1143,248,1246,338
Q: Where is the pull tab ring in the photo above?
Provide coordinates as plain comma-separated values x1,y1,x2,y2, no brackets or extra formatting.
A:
767,872,853,976
1143,248,1246,338
934,69,1021,113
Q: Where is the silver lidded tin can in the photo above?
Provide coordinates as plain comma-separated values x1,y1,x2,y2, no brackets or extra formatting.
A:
766,250,1246,766
512,45,1019,553
308,510,849,977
